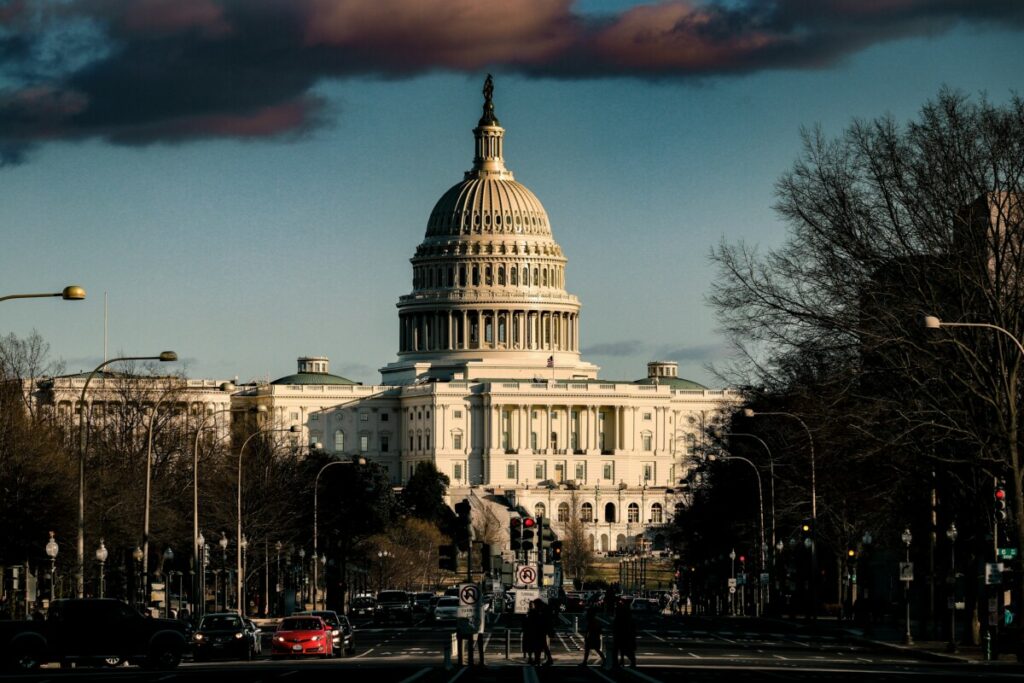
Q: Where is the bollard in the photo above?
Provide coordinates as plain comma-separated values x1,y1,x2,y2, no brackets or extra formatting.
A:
444,638,452,669
505,628,511,659
574,616,579,635
984,629,993,661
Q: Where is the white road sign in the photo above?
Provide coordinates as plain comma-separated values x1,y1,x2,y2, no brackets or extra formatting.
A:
514,589,541,614
516,565,538,587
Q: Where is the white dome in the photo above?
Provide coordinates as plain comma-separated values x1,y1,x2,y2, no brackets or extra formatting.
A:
426,177,551,238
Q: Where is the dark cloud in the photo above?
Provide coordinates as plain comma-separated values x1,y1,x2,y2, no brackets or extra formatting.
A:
0,0,1021,164
658,343,731,363
582,340,645,357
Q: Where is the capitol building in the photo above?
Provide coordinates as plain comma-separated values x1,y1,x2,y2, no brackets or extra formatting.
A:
235,78,736,553
37,79,735,554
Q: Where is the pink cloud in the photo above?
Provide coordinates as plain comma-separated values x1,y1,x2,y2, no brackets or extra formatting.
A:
303,0,578,69
83,0,232,38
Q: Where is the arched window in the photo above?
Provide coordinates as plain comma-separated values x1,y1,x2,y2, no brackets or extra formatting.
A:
535,502,546,518
523,267,529,286
472,265,479,286
485,266,492,285
498,266,505,285
580,502,593,522
650,503,663,524
510,267,518,285
674,502,685,519
334,430,345,451
604,502,616,523
557,502,570,522
543,268,548,287
627,503,640,523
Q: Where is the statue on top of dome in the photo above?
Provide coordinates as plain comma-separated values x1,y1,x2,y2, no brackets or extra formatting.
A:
480,74,500,126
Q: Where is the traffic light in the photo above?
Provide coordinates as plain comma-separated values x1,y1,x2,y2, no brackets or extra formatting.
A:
551,540,563,562
847,548,856,559
995,481,1008,521
454,499,472,551
510,517,523,551
521,516,536,551
438,544,457,572
539,516,556,552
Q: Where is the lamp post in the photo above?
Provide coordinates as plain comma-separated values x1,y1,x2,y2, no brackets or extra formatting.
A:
142,382,181,608
729,549,736,616
95,539,108,598
743,408,816,617
298,548,307,608
238,424,297,614
946,523,958,653
163,547,175,618
0,285,86,303
901,528,913,645
275,541,282,616
240,535,248,616
132,546,144,610
219,533,229,612
45,532,59,606
313,456,366,611
377,550,392,592
197,532,206,615
191,393,244,618
723,433,776,555
77,350,177,597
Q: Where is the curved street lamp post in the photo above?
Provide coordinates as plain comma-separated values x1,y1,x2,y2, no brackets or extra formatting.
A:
313,455,366,611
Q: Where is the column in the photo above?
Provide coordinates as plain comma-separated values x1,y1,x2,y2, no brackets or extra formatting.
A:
462,311,469,349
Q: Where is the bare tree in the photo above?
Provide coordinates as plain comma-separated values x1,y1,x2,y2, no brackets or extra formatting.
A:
562,491,593,586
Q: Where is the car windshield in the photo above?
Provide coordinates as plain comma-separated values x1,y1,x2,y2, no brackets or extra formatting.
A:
352,597,375,607
201,615,242,630
280,618,322,631
299,612,339,627
438,597,459,607
377,591,408,602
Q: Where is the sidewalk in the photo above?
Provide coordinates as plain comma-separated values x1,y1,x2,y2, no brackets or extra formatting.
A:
837,620,1022,665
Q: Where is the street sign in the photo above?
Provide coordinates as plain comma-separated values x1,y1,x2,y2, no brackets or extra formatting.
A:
728,586,736,594
727,578,737,588
999,548,1018,560
760,572,770,585
899,562,913,582
736,573,747,586
514,588,541,614
986,563,1005,585
515,564,538,587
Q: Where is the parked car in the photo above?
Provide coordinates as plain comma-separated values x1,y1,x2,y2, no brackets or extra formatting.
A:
191,613,256,662
350,595,377,618
432,597,459,623
0,598,187,672
563,593,586,613
272,616,333,659
292,610,354,656
374,591,413,625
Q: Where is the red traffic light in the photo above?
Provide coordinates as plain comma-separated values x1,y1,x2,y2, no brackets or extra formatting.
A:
996,488,1007,500
523,517,536,528
738,555,745,563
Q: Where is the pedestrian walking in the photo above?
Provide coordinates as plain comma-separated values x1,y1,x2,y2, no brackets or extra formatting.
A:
579,607,605,666
612,600,637,668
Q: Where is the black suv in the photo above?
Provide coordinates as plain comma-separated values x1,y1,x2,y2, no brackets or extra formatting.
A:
374,591,413,625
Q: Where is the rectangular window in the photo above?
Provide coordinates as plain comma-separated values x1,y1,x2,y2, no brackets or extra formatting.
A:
453,434,463,450
507,462,517,479
575,462,585,481
643,412,652,420
290,412,299,421
571,432,579,450
550,411,558,419
360,413,368,422
530,432,538,450
554,462,565,482
532,410,538,419
381,435,389,452
409,436,414,450
454,463,463,480
603,462,613,480
381,413,389,422
311,414,319,422
360,436,369,452
426,434,431,449
535,462,545,480
454,410,463,418
643,464,654,482
642,434,652,451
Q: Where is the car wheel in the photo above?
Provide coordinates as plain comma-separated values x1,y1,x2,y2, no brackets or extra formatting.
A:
146,643,183,670
104,656,124,667
9,644,44,672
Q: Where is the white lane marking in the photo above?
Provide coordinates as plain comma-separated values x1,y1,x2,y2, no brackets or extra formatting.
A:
447,666,469,683
643,630,666,642
523,663,540,683
587,667,618,683
399,668,433,683
709,633,737,644
352,646,376,658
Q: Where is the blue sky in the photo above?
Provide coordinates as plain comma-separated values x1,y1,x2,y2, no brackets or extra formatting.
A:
0,2,1021,386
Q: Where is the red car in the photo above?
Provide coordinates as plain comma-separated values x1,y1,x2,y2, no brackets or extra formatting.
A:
271,616,334,659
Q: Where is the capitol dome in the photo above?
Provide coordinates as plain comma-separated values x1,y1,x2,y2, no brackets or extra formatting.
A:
380,76,598,385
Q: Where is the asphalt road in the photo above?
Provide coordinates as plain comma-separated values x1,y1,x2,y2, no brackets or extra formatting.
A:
4,612,1023,681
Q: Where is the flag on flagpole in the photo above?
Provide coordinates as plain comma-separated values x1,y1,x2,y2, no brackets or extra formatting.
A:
546,355,554,368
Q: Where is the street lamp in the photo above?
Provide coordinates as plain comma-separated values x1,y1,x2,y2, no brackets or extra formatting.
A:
946,523,958,653
191,390,244,618
45,532,59,606
313,455,366,611
0,285,86,303
743,408,817,618
141,382,182,607
298,548,307,608
723,433,777,555
77,350,178,597
240,535,248,616
275,541,283,616
377,550,392,592
901,528,913,645
219,532,229,612
95,539,108,598
132,546,144,610
238,423,297,614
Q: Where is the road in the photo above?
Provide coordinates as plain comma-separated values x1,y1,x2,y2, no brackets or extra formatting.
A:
4,612,1022,681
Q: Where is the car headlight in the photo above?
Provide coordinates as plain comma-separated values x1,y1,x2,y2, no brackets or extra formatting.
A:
234,632,244,639
311,635,322,642
332,629,339,636
276,636,285,642
194,633,204,641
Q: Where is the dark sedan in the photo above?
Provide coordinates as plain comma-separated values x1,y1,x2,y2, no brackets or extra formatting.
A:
191,613,255,661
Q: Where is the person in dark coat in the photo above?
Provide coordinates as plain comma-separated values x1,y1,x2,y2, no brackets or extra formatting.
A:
540,600,555,666
579,606,605,666
612,601,637,668
524,599,543,665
